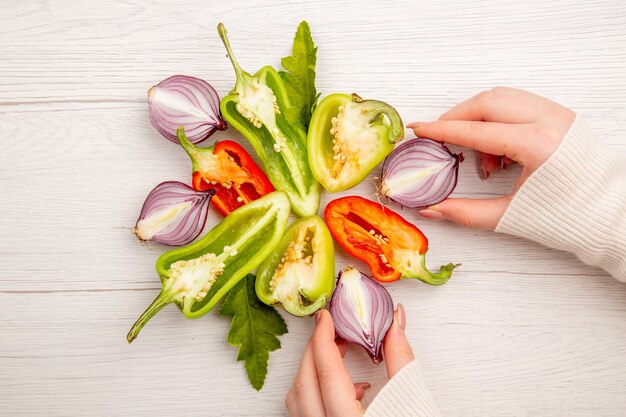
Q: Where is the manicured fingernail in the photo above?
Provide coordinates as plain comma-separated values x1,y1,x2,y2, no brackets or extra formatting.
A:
355,382,371,390
397,303,406,330
479,161,490,179
314,310,322,324
406,121,425,128
418,209,443,220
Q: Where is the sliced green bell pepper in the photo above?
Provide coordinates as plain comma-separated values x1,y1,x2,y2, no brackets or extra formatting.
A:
127,191,291,343
308,93,404,192
217,24,321,217
256,215,335,316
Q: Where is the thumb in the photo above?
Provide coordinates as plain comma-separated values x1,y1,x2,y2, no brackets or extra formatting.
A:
383,304,415,379
418,197,511,230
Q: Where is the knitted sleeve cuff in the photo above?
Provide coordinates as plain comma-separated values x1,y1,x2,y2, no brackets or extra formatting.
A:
496,116,626,280
364,360,442,417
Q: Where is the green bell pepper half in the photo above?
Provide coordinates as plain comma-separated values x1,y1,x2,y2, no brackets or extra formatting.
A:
127,191,291,343
308,93,404,192
256,215,335,316
217,24,321,217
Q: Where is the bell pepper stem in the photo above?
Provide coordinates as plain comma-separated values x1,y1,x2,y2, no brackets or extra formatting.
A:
217,23,247,85
402,251,460,286
127,290,174,343
176,126,198,155
401,252,461,285
350,94,404,144
177,127,215,157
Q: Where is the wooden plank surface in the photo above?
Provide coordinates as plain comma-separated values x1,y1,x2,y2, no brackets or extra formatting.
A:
1,0,625,416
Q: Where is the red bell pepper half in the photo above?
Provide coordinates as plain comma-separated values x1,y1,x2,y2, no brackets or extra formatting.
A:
324,196,459,285
177,127,274,216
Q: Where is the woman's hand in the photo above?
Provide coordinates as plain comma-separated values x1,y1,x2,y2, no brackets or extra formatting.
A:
409,87,575,229
285,305,414,417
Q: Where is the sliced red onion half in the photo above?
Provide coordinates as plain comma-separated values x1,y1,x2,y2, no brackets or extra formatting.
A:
329,267,393,364
148,75,227,144
379,138,464,208
134,181,215,246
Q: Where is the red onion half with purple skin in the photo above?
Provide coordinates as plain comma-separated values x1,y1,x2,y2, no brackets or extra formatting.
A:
148,75,227,144
329,267,394,364
134,181,215,246
379,138,464,208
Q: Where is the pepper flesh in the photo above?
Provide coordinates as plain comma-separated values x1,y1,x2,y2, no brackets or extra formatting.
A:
324,196,459,284
256,215,335,316
127,191,291,342
217,23,321,217
308,93,404,192
177,127,274,216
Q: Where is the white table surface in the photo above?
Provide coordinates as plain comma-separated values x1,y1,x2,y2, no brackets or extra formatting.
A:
1,1,626,416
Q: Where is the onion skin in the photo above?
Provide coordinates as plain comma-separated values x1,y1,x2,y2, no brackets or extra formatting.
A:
329,267,394,363
134,181,215,246
148,75,227,144
380,138,463,208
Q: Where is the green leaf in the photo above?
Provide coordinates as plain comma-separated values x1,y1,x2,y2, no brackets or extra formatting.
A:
279,20,319,129
219,274,288,391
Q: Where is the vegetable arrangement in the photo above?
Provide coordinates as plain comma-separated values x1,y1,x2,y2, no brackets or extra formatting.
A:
128,21,463,390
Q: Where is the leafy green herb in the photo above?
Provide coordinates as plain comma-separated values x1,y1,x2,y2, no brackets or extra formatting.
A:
219,274,288,390
279,20,320,129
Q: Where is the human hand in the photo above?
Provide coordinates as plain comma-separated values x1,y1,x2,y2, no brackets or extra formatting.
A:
285,305,414,417
408,87,575,229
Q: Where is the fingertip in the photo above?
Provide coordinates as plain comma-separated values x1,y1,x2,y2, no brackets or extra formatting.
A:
313,309,335,343
354,382,371,400
383,306,415,378
417,208,444,221
427,197,510,230
406,121,426,128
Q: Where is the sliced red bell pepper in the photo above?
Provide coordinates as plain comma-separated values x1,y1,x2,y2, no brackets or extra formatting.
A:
177,127,274,216
324,196,459,285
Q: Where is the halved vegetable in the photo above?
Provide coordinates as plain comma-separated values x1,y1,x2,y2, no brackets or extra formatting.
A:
379,138,463,208
134,181,215,246
308,93,404,192
324,196,459,284
329,267,393,364
177,127,274,216
256,215,334,316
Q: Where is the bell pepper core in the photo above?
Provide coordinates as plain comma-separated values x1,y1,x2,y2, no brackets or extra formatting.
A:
324,196,459,284
256,215,335,316
127,191,291,343
217,23,321,217
308,93,404,192
177,127,274,216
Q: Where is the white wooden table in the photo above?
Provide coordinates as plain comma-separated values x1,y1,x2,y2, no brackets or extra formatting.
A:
2,1,625,416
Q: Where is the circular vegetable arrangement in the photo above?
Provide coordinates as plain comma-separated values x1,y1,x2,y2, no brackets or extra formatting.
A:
128,21,461,391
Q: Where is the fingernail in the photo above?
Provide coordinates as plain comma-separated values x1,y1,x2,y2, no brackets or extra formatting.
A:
479,161,490,180
314,310,322,324
406,121,425,128
355,382,371,390
418,209,443,220
397,303,406,330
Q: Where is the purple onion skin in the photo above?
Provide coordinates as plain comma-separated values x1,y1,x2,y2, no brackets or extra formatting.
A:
329,267,394,364
380,138,464,209
148,75,227,144
134,181,215,246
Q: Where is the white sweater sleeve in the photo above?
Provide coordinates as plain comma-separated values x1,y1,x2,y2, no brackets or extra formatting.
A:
496,116,626,281
364,360,442,417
